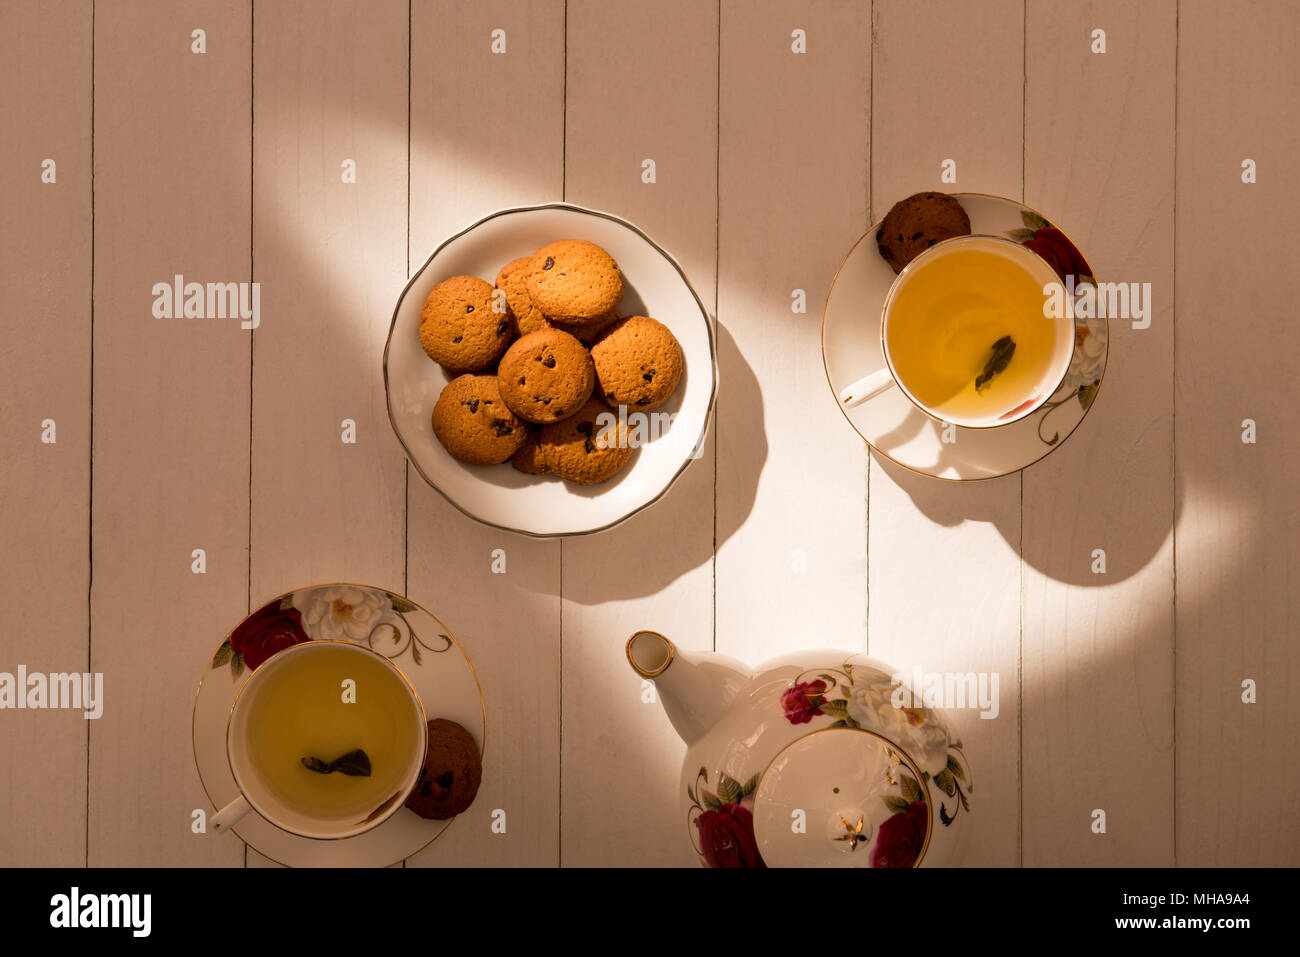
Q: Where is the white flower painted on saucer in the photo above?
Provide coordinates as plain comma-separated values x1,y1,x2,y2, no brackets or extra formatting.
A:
293,585,396,643
1067,313,1107,387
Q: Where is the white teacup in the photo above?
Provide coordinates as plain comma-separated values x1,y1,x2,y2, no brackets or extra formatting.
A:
838,234,1074,429
210,640,427,841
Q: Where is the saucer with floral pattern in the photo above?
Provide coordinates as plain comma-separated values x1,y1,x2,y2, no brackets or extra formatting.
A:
192,583,484,867
822,193,1108,480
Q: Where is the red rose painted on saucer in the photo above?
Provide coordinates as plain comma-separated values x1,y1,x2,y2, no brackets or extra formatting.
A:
227,601,310,671
1021,226,1091,283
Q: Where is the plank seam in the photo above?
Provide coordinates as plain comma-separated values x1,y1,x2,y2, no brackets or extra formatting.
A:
1018,0,1027,869
712,0,719,655
402,0,412,868
1170,0,1180,869
86,0,96,869
865,0,874,655
246,0,256,870
558,0,568,868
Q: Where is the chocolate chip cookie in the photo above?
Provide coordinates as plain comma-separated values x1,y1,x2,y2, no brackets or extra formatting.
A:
419,275,513,374
431,374,527,465
403,718,482,821
497,328,596,424
875,192,971,274
538,396,632,485
590,315,684,412
525,239,624,322
495,256,550,336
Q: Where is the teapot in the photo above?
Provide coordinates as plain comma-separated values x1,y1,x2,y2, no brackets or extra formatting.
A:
626,631,974,867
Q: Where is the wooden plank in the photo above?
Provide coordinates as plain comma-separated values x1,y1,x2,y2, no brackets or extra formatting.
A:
560,0,717,867
1174,0,1300,865
245,0,409,867
716,2,870,664
866,0,1025,866
0,0,92,867
1022,0,1177,867
406,0,565,868
89,0,250,866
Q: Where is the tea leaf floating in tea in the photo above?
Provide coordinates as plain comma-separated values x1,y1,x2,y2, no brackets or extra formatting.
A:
974,336,1016,392
301,748,372,777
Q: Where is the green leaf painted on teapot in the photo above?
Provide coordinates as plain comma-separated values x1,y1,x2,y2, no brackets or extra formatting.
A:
882,795,910,815
717,775,742,805
934,768,956,796
900,774,923,805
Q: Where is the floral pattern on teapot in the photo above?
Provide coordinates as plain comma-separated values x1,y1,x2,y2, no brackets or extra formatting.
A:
688,660,972,868
783,661,972,826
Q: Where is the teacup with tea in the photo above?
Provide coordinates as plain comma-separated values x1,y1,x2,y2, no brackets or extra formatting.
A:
211,640,427,840
839,234,1074,428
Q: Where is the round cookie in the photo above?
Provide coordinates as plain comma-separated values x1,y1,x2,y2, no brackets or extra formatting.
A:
538,396,632,486
497,328,595,424
403,718,482,821
525,240,624,322
431,374,527,466
590,315,684,412
495,256,550,336
875,192,971,274
419,275,513,374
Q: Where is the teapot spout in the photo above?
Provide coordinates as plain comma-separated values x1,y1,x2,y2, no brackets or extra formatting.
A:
626,631,748,746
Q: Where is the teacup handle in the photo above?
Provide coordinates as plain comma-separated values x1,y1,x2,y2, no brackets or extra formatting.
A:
210,795,251,835
839,368,896,408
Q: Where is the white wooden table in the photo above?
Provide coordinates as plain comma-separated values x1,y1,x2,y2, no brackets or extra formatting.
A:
2,0,1296,867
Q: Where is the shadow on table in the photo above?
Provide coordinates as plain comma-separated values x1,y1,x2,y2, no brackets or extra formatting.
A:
525,318,764,604
870,390,1182,587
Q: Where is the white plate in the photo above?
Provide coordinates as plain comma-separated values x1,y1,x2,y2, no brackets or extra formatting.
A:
822,193,1108,480
385,203,717,536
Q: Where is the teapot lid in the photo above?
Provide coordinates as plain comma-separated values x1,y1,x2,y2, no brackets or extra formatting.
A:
752,728,932,867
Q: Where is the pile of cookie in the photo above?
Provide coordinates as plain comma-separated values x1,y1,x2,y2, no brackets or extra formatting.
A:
419,239,684,486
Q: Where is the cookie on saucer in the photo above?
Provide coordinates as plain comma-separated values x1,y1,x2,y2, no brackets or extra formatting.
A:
875,192,971,274
590,315,684,412
538,396,632,486
419,275,513,374
495,256,550,336
404,718,482,821
525,240,624,322
497,328,596,424
431,374,527,466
